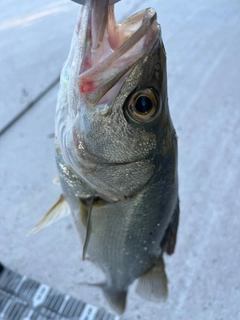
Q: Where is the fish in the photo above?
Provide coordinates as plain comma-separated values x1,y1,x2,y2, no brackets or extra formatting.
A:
40,0,180,314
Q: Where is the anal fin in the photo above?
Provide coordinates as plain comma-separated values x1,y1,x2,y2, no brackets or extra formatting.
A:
28,195,70,236
135,257,168,301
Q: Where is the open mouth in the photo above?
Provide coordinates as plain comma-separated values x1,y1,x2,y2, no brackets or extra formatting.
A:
74,1,159,106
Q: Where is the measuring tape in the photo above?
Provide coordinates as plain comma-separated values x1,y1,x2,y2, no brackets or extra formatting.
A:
0,263,122,320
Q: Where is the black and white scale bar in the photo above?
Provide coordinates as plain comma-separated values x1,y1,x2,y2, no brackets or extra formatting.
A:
0,263,123,320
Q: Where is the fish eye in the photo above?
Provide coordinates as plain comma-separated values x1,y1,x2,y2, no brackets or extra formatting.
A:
135,96,153,114
125,88,160,123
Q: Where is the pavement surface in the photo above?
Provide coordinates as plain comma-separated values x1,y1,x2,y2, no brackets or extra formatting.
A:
0,0,240,319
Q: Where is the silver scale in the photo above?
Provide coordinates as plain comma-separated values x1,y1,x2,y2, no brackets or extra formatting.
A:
0,263,122,320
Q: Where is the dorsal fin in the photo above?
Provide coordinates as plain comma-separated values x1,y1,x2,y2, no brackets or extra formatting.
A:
28,195,70,236
161,199,180,255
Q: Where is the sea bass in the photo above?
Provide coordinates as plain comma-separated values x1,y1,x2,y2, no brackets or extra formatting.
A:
55,0,179,314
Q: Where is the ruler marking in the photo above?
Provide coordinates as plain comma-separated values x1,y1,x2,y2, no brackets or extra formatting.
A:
8,302,17,320
2,271,15,289
22,308,34,320
68,298,79,317
52,294,64,312
0,270,11,288
0,267,117,320
9,302,25,320
18,278,28,295
58,295,69,314
24,280,35,297
48,293,59,310
10,274,22,292
27,282,39,300
72,300,85,317
44,288,57,308
79,304,98,320
0,295,8,310
17,304,27,318
32,284,50,308
3,270,13,287
95,309,105,320
15,275,26,293
104,314,111,320
62,297,74,316
0,299,12,318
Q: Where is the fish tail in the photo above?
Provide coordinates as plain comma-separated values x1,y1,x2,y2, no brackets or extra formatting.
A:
102,287,127,314
78,281,127,314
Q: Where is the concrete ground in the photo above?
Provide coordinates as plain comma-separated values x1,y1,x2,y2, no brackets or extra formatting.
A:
0,0,240,319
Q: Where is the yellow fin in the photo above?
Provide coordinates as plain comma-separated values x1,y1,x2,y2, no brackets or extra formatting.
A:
28,195,70,236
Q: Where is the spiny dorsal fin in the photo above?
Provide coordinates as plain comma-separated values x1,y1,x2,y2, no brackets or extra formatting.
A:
135,257,168,301
28,195,70,236
82,197,94,260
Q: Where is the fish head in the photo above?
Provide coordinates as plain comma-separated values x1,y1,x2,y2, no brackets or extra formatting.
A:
56,0,172,201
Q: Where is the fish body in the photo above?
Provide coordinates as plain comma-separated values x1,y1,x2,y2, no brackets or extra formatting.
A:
55,0,179,313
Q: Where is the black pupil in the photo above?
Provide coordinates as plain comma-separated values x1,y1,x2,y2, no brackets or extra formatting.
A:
135,96,153,114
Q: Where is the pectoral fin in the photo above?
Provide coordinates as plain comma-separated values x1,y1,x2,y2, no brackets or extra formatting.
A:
82,197,94,260
28,195,70,236
135,257,168,301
